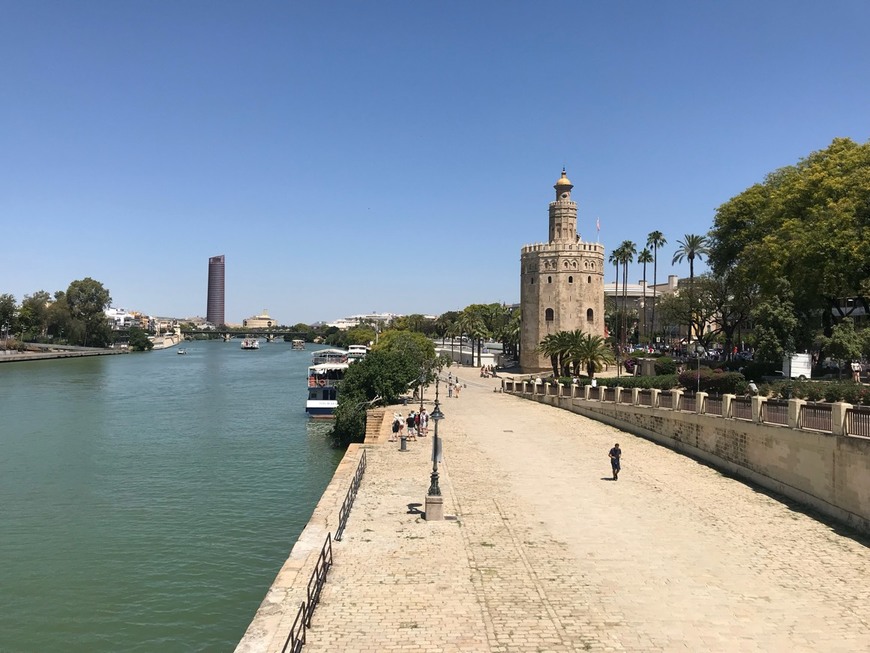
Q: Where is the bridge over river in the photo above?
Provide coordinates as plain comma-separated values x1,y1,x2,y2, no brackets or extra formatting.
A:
236,371,870,653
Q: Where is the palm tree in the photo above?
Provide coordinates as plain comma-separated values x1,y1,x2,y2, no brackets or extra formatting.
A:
573,333,616,379
637,248,653,343
646,231,667,344
537,333,561,377
617,240,637,351
672,234,711,344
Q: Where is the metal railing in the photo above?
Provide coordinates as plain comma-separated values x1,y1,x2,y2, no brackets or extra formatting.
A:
846,406,870,437
305,533,333,627
681,393,696,413
801,403,832,431
604,387,616,402
732,397,752,420
659,392,673,409
561,384,572,397
638,389,652,406
589,386,601,400
705,396,723,417
619,390,634,405
762,399,789,426
280,602,307,653
335,449,367,541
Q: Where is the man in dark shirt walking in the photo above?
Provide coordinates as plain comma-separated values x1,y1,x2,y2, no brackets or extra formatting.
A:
609,443,622,480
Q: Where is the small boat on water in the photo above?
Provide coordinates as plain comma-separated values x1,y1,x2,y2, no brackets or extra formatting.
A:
241,338,260,350
291,339,305,350
177,348,187,355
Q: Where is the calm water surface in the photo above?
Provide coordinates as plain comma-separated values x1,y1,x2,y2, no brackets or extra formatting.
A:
0,341,343,652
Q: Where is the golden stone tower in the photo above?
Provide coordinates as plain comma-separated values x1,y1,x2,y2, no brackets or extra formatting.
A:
519,169,606,371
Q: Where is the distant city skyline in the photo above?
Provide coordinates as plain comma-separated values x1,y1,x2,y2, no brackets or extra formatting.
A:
3,2,869,323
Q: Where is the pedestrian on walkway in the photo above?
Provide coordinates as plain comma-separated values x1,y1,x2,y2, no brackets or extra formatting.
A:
851,360,861,383
609,443,622,480
448,382,454,398
455,381,461,398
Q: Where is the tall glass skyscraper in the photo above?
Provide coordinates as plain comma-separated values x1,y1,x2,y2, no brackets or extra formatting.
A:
207,255,225,326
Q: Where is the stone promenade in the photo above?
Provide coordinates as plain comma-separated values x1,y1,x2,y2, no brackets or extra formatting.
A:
304,370,870,652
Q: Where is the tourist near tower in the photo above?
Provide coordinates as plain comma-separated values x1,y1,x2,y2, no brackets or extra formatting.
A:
519,169,605,371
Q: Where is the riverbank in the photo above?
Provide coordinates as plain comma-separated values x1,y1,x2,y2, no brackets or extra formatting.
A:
236,364,870,652
0,344,127,363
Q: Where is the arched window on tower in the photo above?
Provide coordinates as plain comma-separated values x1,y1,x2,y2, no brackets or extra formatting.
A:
547,276,552,283
587,276,592,283
568,276,574,284
586,308,594,322
530,277,535,284
545,308,554,322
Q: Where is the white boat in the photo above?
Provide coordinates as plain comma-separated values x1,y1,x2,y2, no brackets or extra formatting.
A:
347,344,369,362
241,338,260,350
291,339,305,350
305,349,349,418
177,348,187,355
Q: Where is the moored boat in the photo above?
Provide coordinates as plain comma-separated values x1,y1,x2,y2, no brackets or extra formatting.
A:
305,348,349,418
241,338,260,350
291,339,305,350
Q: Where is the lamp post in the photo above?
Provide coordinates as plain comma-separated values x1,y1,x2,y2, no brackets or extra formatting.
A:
2,323,7,354
425,380,445,520
419,368,426,415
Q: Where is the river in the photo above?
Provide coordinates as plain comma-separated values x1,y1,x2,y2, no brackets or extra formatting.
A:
0,341,344,652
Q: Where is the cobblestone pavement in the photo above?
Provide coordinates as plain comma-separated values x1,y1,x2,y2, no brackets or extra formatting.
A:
304,370,870,652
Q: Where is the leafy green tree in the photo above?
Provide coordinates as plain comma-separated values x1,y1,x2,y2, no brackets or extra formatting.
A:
332,347,430,446
0,293,17,334
128,327,154,351
66,278,112,347
19,290,51,339
46,291,72,341
819,318,863,368
751,283,799,364
646,231,667,341
709,138,870,340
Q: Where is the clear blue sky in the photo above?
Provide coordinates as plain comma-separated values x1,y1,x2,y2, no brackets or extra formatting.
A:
3,1,868,324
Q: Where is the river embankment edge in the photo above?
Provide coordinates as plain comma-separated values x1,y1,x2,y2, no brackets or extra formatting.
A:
232,439,368,653
0,345,128,363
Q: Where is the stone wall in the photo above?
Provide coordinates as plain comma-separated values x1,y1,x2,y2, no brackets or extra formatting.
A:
506,384,870,535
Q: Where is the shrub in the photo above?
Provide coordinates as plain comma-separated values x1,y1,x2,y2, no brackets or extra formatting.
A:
678,367,745,394
654,356,676,375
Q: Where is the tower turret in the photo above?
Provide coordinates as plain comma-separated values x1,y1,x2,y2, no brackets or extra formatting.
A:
548,168,577,244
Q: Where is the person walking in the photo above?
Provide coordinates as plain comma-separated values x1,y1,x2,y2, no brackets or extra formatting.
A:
851,360,862,383
609,443,622,480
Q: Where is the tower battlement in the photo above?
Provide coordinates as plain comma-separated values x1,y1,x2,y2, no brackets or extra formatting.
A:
521,242,605,255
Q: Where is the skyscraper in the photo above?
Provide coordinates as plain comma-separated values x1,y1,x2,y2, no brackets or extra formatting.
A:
207,255,225,326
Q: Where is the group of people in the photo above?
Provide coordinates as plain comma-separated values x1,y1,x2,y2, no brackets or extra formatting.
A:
389,409,429,442
447,375,462,398
479,364,497,378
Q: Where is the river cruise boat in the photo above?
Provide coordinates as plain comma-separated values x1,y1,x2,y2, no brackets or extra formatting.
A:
305,348,350,418
241,338,260,350
291,339,305,350
347,344,369,362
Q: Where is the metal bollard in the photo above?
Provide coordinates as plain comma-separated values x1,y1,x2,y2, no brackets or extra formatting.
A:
400,435,407,452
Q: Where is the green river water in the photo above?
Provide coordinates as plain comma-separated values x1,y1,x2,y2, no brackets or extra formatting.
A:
0,341,343,652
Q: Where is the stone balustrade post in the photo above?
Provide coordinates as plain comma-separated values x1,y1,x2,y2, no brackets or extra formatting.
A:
723,394,735,419
631,387,640,405
614,387,622,403
788,398,805,429
671,389,683,410
751,395,766,423
582,385,591,401
832,402,851,436
650,388,661,408
696,391,708,414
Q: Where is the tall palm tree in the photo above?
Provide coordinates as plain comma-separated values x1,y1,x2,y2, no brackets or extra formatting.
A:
672,233,711,344
617,240,637,351
646,231,667,344
637,248,653,344
538,333,561,377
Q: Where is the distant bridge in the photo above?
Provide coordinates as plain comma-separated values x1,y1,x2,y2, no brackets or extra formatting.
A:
180,329,310,340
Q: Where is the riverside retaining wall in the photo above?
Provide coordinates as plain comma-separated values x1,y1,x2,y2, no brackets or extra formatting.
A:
505,382,870,535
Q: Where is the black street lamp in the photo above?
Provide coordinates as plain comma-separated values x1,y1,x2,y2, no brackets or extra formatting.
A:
427,380,445,497
419,367,426,416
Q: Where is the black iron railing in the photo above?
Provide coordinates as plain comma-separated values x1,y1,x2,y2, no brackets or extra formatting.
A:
335,449,367,541
638,389,652,406
659,392,673,409
305,533,333,627
604,387,616,402
280,602,307,653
